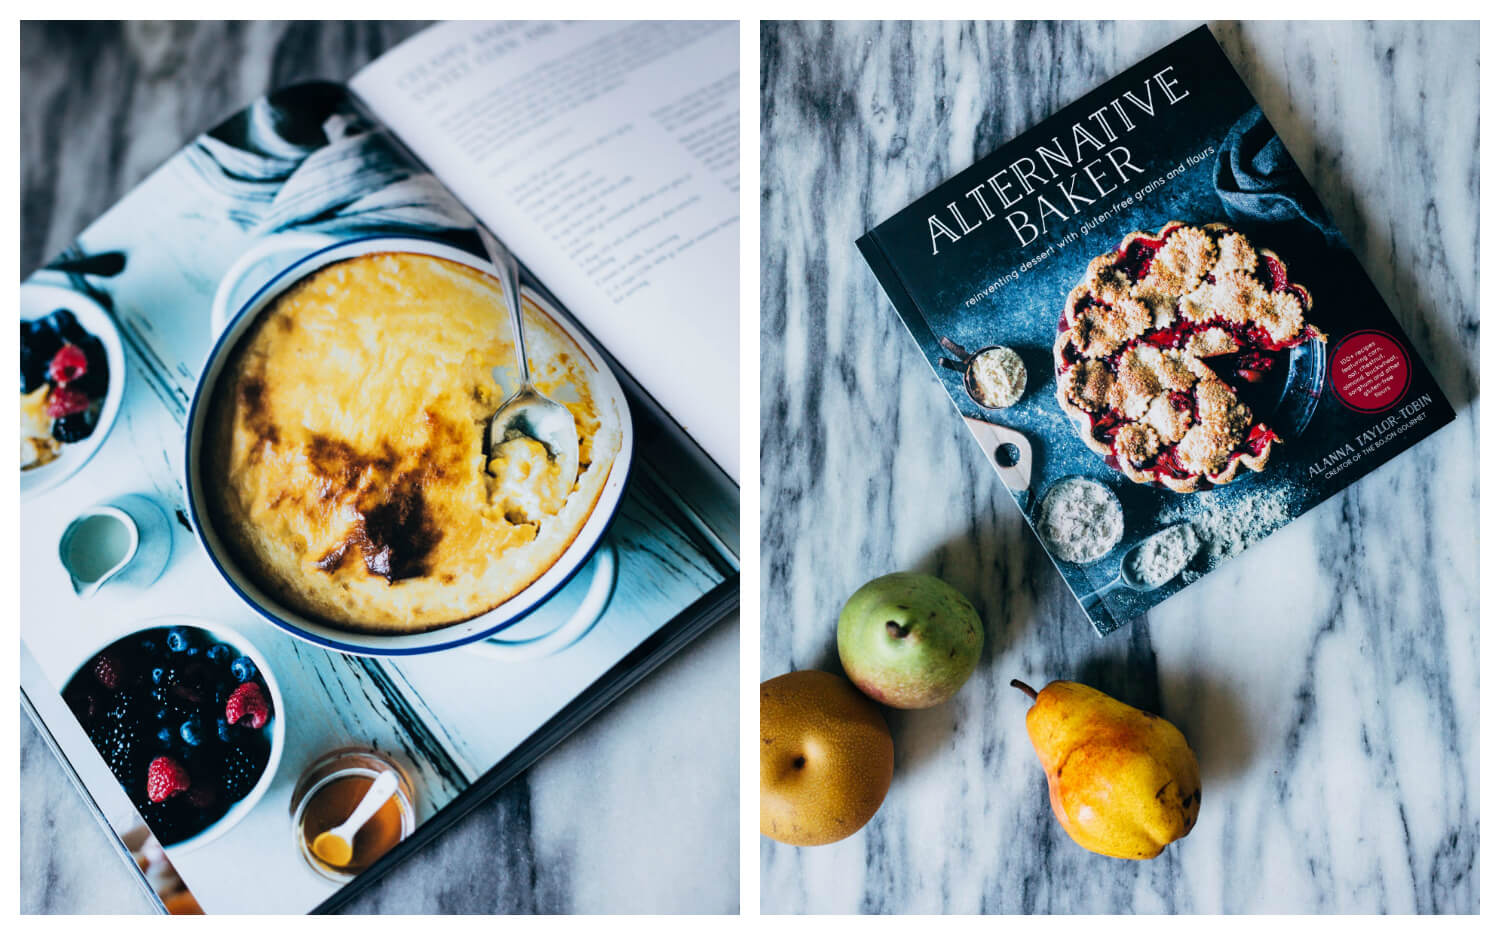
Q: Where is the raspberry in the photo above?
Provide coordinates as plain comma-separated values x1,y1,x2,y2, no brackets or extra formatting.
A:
92,654,124,689
47,343,89,385
44,386,91,419
225,681,271,729
146,756,191,803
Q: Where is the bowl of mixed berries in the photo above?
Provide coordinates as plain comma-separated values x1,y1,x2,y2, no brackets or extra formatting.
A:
20,283,126,498
62,619,285,851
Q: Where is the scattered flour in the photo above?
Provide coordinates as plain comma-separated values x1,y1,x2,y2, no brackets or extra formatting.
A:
1157,486,1293,582
1038,477,1123,564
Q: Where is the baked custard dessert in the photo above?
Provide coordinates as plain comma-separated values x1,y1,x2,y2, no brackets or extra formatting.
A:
205,252,621,633
1053,221,1324,493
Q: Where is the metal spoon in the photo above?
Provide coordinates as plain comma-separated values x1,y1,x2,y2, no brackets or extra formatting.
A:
475,226,580,492
309,769,399,869
1082,522,1200,606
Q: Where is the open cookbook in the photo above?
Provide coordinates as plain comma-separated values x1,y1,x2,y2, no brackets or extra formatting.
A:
857,25,1454,636
20,20,738,913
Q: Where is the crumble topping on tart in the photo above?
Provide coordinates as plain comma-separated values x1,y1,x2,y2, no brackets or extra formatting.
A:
1053,221,1325,492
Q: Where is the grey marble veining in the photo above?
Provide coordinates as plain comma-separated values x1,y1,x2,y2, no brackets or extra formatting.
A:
760,21,1477,913
21,20,738,915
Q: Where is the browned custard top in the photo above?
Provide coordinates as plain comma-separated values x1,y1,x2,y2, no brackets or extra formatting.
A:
205,252,620,633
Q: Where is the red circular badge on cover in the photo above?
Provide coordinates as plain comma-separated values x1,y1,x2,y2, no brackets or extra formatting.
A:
1329,329,1410,413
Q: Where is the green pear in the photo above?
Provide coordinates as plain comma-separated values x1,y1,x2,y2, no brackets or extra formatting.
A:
837,572,983,709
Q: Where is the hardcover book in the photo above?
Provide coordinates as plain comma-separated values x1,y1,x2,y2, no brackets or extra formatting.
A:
856,25,1454,636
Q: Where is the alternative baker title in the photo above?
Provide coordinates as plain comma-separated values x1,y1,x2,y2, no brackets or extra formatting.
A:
926,66,1190,254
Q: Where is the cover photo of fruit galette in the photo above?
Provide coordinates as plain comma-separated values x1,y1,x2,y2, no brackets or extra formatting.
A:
21,21,738,914
760,21,1476,913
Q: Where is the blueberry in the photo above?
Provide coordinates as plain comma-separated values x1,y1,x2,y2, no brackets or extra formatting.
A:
206,643,233,664
179,719,204,747
183,646,200,658
152,706,170,722
42,309,88,346
71,335,109,398
166,628,192,653
150,666,166,685
155,726,174,748
138,638,159,656
51,410,98,444
229,657,256,682
216,717,233,743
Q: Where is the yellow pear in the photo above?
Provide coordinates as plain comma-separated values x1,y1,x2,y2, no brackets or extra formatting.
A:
1012,678,1200,860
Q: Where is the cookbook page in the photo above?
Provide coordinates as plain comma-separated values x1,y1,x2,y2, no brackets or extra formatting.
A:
350,20,740,482
20,80,735,913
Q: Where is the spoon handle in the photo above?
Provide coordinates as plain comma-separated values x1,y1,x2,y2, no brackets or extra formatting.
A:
1079,576,1128,623
336,770,400,838
476,226,530,387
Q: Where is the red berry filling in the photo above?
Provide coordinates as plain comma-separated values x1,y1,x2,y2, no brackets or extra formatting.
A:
1115,237,1162,282
1244,423,1278,456
1057,224,1321,490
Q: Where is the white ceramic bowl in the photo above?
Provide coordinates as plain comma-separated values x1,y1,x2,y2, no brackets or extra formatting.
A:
20,282,128,499
184,234,633,657
64,616,286,855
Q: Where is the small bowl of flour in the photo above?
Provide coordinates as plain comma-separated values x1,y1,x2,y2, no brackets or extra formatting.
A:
964,346,1026,409
1036,476,1124,564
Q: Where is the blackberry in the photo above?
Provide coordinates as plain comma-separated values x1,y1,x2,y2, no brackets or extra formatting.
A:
20,320,60,393
222,743,267,801
94,694,145,786
70,335,109,398
41,309,89,347
51,409,98,444
62,684,103,727
136,800,191,846
148,686,194,725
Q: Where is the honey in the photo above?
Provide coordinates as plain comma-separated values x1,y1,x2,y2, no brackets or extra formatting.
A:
290,749,414,882
300,775,405,874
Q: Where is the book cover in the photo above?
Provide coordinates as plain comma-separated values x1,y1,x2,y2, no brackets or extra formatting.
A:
857,25,1455,636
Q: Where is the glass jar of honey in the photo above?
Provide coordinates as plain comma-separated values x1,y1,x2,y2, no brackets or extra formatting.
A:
290,749,415,882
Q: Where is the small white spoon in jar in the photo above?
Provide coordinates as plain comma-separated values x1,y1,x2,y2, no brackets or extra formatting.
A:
310,769,400,870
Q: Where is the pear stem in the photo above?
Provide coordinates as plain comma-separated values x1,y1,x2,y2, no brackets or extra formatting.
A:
1010,679,1038,700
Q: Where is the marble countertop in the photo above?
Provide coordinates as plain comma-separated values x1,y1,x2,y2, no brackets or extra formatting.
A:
760,21,1477,913
20,21,738,914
